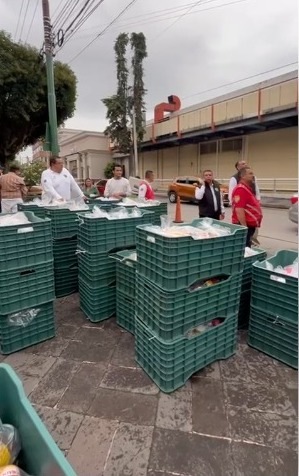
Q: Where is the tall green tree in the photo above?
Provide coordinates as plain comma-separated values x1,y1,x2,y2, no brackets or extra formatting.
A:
102,32,147,155
0,31,77,166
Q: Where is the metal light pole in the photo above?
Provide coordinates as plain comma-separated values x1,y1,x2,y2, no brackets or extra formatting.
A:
42,0,59,155
132,107,139,177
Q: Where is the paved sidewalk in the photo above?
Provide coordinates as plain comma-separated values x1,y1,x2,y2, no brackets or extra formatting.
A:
1,294,297,476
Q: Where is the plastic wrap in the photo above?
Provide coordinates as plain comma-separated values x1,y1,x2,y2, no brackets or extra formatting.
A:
144,222,231,240
0,421,21,468
0,213,31,227
266,258,298,278
86,206,142,220
7,309,40,328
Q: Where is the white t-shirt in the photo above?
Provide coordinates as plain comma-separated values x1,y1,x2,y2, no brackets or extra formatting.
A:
104,177,132,197
41,167,84,202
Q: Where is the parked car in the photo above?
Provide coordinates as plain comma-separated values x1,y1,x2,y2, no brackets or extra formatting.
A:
168,176,229,206
95,179,107,196
288,193,298,224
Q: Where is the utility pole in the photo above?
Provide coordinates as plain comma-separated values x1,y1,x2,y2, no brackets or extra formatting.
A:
42,0,59,155
132,107,139,177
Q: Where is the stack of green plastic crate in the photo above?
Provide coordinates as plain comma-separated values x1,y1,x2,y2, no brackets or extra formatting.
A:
77,209,154,323
44,206,89,298
112,250,137,334
0,212,55,354
135,219,247,393
18,202,46,219
248,250,298,368
238,248,267,329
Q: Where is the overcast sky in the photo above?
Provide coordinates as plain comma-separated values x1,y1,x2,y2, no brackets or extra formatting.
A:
1,0,298,140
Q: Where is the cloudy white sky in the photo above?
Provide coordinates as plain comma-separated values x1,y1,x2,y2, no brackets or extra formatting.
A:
1,0,298,140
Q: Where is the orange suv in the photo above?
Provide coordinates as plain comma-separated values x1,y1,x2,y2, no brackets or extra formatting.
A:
168,176,229,206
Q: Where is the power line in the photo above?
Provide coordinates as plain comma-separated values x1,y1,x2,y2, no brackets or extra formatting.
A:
19,0,31,41
64,0,93,34
153,0,203,41
14,0,25,40
52,0,80,30
57,0,105,52
24,0,39,43
68,0,139,64
182,62,298,100
68,0,253,43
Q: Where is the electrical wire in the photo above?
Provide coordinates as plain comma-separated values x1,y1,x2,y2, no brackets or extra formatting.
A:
19,0,31,41
153,0,203,41
57,0,105,50
52,0,80,30
64,0,93,34
24,0,39,43
14,0,25,41
67,0,139,64
181,62,299,100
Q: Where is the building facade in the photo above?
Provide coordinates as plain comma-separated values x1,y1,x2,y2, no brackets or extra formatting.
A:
139,71,298,182
32,129,113,180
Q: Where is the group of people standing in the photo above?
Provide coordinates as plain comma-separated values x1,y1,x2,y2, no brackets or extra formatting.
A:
0,155,262,248
196,160,262,247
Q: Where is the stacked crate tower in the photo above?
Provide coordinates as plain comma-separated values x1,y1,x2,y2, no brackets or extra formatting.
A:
0,212,55,354
77,209,155,323
44,207,88,298
248,250,298,368
135,219,247,393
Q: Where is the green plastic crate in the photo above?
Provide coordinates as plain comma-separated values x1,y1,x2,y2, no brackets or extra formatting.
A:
0,261,55,315
0,301,55,355
77,210,155,253
111,250,137,300
17,203,46,219
44,206,90,239
53,236,78,269
238,290,251,330
79,277,116,322
116,291,135,334
136,272,242,341
248,305,298,368
114,202,168,226
55,265,78,298
85,198,120,207
242,248,267,292
0,363,76,475
0,211,53,271
251,250,298,322
135,314,237,393
136,220,247,291
77,248,116,287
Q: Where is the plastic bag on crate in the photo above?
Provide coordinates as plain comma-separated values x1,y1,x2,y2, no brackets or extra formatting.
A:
0,466,32,476
0,420,21,467
7,309,40,328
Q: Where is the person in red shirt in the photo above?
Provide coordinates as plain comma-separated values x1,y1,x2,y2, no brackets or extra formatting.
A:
138,170,155,200
232,167,263,247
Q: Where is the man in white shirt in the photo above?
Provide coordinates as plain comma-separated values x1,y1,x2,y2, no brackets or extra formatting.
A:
195,170,225,220
104,164,131,199
41,156,85,203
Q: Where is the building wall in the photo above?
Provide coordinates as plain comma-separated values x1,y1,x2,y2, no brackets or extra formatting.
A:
139,126,298,179
246,127,297,177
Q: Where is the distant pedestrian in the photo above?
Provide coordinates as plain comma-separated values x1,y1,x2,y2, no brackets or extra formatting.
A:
0,164,28,213
195,169,225,220
138,170,155,200
231,167,263,247
104,164,131,199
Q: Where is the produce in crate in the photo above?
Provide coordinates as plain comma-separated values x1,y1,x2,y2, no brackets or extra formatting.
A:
0,421,20,467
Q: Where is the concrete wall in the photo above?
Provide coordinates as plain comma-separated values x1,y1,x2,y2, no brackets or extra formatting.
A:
139,126,298,180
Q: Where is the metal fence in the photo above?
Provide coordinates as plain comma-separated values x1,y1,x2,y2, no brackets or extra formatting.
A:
150,178,297,194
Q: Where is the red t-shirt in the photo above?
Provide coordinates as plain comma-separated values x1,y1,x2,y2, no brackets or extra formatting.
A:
232,183,262,227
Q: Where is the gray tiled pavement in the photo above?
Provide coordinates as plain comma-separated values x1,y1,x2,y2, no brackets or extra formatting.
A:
1,294,298,476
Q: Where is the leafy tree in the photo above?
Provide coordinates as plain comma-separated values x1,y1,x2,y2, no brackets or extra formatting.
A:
104,162,116,179
21,161,47,187
102,32,147,156
0,31,77,166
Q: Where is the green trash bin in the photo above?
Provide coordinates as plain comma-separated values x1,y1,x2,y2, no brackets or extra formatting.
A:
0,363,77,475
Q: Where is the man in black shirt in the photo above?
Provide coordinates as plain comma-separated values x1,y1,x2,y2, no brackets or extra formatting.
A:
195,169,225,220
